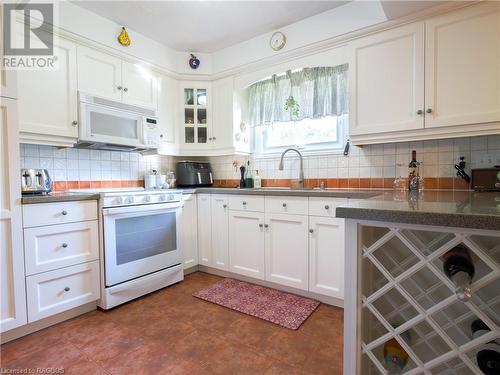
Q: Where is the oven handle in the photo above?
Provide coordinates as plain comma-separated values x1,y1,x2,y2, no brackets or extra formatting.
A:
102,202,182,216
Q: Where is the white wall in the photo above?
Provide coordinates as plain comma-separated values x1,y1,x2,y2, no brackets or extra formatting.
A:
57,1,213,75
211,1,388,75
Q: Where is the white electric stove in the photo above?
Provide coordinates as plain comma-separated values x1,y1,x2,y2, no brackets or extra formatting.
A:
68,187,184,309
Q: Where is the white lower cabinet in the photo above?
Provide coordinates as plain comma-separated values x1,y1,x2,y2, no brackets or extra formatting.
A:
24,221,99,275
199,194,345,300
181,194,198,269
211,195,229,270
308,216,345,299
265,213,309,291
228,210,265,280
26,261,100,322
197,194,212,266
196,194,229,270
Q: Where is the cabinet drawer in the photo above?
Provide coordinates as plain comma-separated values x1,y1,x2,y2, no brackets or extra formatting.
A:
265,196,308,215
228,195,264,212
309,197,349,217
26,261,100,322
23,201,98,228
24,220,99,275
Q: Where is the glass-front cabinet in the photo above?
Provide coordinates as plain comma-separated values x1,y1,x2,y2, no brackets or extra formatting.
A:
181,83,211,149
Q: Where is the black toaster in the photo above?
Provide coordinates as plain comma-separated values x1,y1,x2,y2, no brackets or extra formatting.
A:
176,161,213,187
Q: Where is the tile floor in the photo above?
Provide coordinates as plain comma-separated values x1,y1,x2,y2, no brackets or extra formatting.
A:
0,272,344,374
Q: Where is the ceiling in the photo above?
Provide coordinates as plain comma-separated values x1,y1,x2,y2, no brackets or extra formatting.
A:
72,1,349,53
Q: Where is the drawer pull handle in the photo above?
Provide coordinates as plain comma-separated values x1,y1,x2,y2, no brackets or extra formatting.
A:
64,287,70,292
61,210,68,216
282,203,287,207
242,201,247,205
223,204,227,208
325,205,330,210
62,243,68,248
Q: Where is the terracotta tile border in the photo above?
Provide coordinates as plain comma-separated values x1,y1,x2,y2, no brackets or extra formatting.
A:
50,178,472,192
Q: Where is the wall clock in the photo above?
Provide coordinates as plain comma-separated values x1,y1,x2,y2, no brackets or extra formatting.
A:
270,31,286,51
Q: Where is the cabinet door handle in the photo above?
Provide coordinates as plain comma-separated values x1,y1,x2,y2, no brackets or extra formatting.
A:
259,224,263,228
309,229,314,233
72,120,78,126
64,287,70,292
426,108,433,114
123,87,128,92
282,203,287,208
208,137,213,141
61,210,68,216
223,204,227,208
212,137,216,141
264,224,269,228
416,110,423,115
117,86,123,90
62,243,68,248
324,205,330,210
242,201,247,205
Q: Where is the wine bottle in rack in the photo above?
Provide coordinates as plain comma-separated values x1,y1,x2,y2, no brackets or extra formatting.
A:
471,319,500,374
383,330,412,374
442,244,475,302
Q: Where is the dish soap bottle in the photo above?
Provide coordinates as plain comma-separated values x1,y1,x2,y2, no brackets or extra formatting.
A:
245,161,253,188
254,170,262,188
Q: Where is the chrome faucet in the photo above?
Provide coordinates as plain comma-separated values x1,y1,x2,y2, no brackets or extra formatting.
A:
278,148,304,189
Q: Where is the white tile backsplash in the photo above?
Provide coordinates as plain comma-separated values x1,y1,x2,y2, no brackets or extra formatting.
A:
20,144,175,182
206,135,500,180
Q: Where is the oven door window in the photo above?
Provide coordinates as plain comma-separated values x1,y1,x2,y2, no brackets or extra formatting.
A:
115,212,177,265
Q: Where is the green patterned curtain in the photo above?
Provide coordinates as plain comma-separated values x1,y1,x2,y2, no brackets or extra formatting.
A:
248,64,348,126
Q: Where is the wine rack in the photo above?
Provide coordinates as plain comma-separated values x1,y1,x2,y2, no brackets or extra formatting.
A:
358,224,500,374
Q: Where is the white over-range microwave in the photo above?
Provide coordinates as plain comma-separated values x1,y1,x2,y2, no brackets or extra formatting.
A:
77,92,160,153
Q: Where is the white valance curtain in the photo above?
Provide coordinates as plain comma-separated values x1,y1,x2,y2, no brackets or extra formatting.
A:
248,64,348,127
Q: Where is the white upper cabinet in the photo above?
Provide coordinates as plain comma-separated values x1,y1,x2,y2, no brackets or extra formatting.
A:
121,61,159,110
17,34,78,143
349,23,425,136
157,73,178,155
212,77,236,153
349,2,500,144
77,46,158,110
77,46,122,101
179,82,211,152
424,2,500,128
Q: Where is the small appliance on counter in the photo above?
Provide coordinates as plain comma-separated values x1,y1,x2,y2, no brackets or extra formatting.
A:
176,161,213,187
471,167,500,191
21,169,52,194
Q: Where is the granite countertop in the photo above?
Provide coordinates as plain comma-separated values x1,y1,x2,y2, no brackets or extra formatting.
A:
193,187,382,199
336,190,500,231
22,192,100,204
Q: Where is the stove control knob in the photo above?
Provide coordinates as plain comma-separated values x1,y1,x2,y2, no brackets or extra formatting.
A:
115,196,123,205
167,194,174,201
159,195,166,201
143,195,151,203
125,196,134,204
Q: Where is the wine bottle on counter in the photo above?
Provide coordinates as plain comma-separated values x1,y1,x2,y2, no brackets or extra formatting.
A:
443,244,475,302
408,150,419,191
383,330,412,374
245,161,253,188
471,319,500,374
